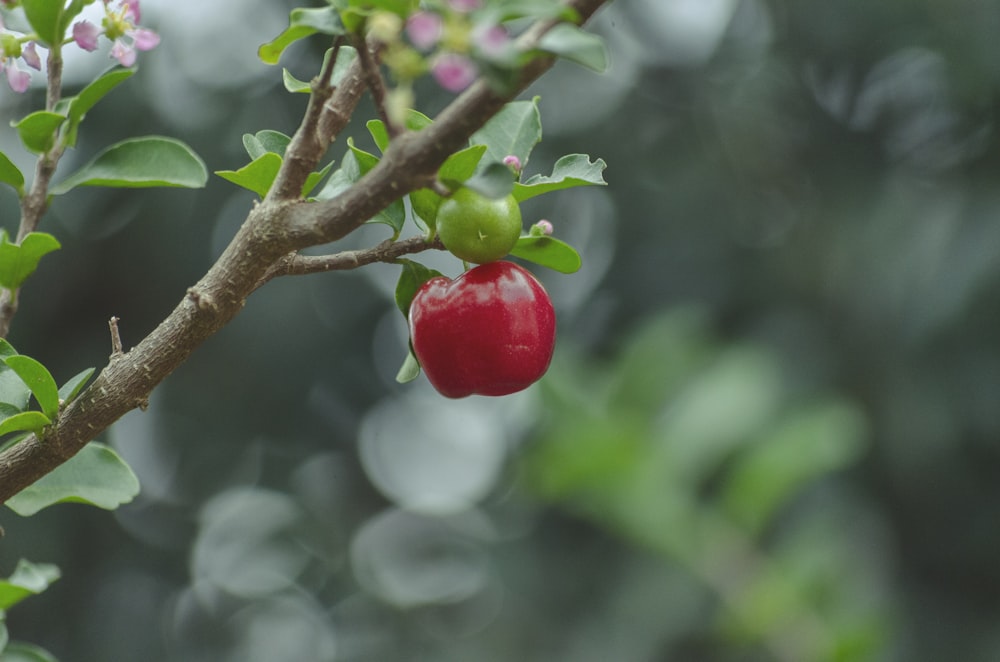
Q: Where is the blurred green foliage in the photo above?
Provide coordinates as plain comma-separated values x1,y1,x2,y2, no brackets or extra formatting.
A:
2,0,1000,660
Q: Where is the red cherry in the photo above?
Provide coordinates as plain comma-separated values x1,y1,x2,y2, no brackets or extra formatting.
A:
408,261,556,398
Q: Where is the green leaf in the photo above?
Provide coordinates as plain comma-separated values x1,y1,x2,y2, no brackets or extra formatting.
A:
303,161,335,198
513,154,608,202
242,130,291,160
0,231,61,290
439,144,488,186
348,138,380,175
470,98,542,170
3,356,59,420
0,152,24,195
20,0,62,46
11,112,65,155
346,139,404,233
408,188,443,235
394,258,442,317
317,149,360,200
283,44,359,93
366,109,434,153
0,641,59,662
395,349,421,384
62,67,135,148
0,412,49,437
50,136,208,194
536,23,609,72
0,342,29,412
215,152,283,199
463,161,515,199
5,442,140,517
510,235,582,273
259,6,345,65
57,368,94,405
0,560,60,610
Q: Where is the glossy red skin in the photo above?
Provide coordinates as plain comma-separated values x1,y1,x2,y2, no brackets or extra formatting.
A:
409,261,556,398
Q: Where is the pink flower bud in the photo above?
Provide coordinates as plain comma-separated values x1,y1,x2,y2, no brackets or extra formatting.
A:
533,220,554,236
432,53,477,92
406,11,442,51
503,155,521,172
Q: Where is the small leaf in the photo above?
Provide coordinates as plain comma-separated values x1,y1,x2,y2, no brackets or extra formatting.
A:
439,144,488,186
408,188,442,235
3,356,60,420
215,152,283,199
510,235,582,273
282,44,359,93
348,138,380,175
20,0,62,46
0,412,50,437
5,442,140,516
303,161,335,198
0,641,60,662
259,6,345,65
242,130,291,160
463,161,515,199
366,108,432,153
0,560,60,610
394,258,443,317
0,152,24,195
0,231,61,290
57,368,94,405
62,67,135,147
395,349,421,384
470,98,542,170
366,120,390,154
514,154,608,202
316,149,360,200
536,23,609,72
11,112,66,155
0,344,29,412
51,136,208,194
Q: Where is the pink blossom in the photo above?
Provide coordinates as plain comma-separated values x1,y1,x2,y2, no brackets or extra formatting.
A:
432,53,477,92
534,219,554,236
21,41,39,70
73,21,101,51
405,11,442,51
130,27,159,51
4,61,29,92
475,24,510,57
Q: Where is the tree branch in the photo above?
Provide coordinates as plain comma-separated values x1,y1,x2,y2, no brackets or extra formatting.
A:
264,235,445,282
0,0,611,503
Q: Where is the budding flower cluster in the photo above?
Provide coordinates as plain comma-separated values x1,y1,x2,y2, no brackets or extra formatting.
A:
400,0,513,93
0,0,159,93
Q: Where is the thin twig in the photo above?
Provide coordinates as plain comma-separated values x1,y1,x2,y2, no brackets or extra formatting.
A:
108,316,123,357
353,34,399,138
263,234,445,283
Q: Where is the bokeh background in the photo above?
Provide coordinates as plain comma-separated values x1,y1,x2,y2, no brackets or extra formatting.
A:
3,0,1000,660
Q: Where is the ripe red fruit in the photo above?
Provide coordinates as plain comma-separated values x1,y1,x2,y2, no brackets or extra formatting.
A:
408,261,556,398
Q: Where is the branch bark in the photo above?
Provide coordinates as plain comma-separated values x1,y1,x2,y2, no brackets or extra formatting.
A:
0,0,610,503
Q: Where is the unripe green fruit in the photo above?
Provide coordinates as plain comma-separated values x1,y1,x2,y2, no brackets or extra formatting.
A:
436,188,522,264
